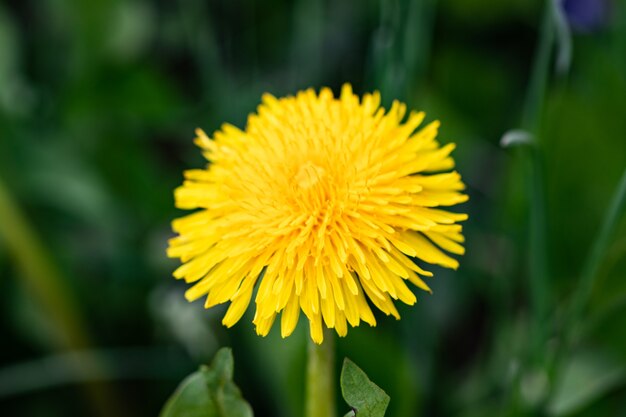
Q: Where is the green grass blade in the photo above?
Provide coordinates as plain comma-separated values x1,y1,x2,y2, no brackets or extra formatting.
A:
569,168,626,341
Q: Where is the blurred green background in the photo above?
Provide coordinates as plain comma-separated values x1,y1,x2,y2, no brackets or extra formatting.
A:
1,0,625,416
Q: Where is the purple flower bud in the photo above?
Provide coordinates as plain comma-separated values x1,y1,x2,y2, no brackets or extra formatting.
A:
562,0,610,32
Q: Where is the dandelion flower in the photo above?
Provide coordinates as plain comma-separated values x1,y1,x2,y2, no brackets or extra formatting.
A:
167,85,468,344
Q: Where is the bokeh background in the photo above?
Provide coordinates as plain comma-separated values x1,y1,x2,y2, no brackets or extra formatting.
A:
1,0,625,416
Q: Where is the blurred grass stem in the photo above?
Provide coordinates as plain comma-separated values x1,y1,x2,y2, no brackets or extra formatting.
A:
305,328,336,417
522,0,556,362
178,0,226,104
523,1,555,131
570,168,626,341
503,2,556,410
526,147,549,357
0,177,89,350
0,176,125,417
290,0,324,87
370,0,436,105
0,346,189,398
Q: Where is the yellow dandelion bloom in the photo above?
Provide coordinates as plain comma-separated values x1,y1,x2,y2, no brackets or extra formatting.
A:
167,84,468,344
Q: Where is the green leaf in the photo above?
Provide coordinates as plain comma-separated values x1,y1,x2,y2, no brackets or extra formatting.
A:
340,358,390,417
160,348,253,417
547,350,625,416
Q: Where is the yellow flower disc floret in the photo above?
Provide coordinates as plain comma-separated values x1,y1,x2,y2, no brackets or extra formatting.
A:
167,84,468,344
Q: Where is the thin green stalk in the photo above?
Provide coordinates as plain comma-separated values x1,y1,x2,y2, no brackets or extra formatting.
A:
523,0,555,132
370,0,399,103
178,0,227,104
305,328,336,417
290,0,325,87
569,168,626,342
522,0,555,361
370,0,437,106
541,169,626,411
0,176,125,417
501,1,556,411
0,346,188,398
0,177,88,350
402,0,437,105
527,147,549,357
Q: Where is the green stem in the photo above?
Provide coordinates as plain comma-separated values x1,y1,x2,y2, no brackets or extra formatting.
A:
523,0,555,132
522,0,555,362
305,328,336,417
527,147,549,358
178,0,227,103
569,168,626,342
0,177,88,350
370,0,437,106
290,0,325,86
503,1,556,410
402,0,437,105
543,169,626,410
0,176,125,417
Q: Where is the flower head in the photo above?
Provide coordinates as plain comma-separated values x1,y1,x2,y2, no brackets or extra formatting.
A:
562,0,609,32
167,84,468,344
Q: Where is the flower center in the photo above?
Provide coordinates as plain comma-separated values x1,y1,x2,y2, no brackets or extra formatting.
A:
295,161,326,190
